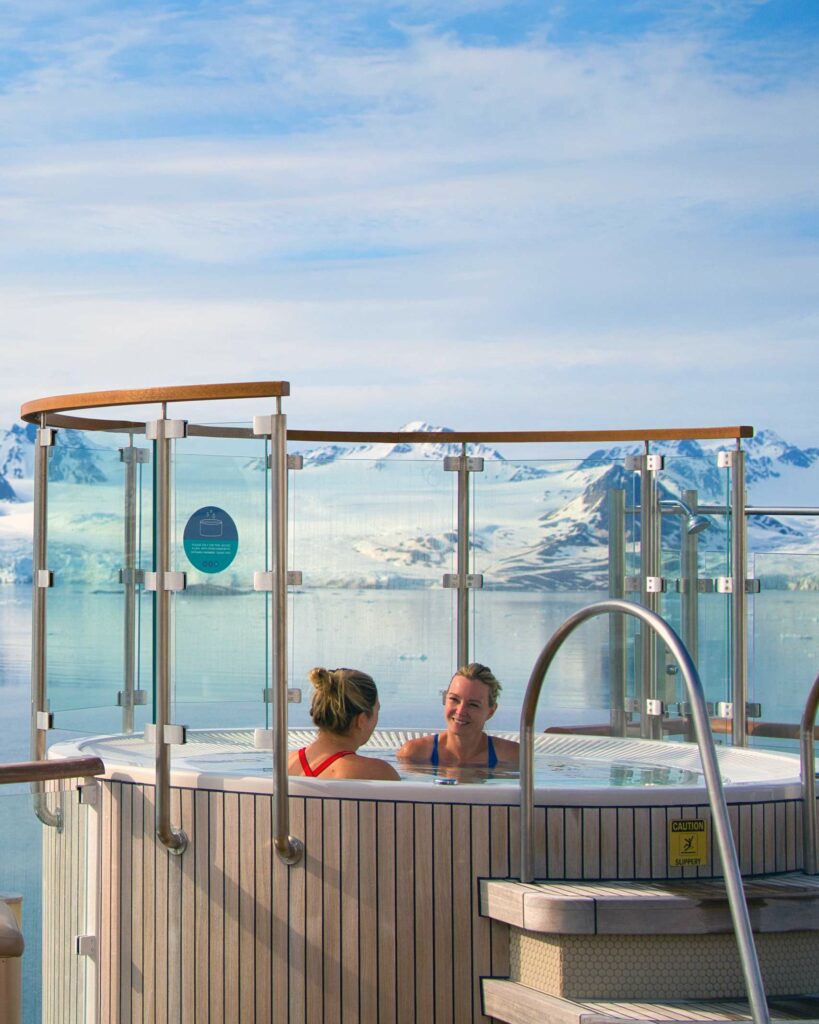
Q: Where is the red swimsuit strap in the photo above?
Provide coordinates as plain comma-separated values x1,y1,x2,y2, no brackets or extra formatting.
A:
298,747,355,778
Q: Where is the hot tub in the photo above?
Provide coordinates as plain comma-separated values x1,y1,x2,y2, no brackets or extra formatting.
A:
42,728,803,1024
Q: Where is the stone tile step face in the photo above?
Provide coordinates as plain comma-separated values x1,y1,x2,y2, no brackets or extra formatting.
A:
480,873,819,936
482,979,819,1024
509,928,819,1002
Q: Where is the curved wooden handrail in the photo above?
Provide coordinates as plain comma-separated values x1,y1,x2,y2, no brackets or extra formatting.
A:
20,381,290,423
289,426,754,444
0,756,105,785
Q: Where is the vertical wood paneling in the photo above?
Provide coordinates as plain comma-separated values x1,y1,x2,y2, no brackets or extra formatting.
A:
376,802,397,1024
154,786,170,1024
254,795,272,1024
120,783,133,1024
288,798,306,1024
413,804,434,1024
634,808,650,877
432,803,453,1024
488,805,509,982
470,806,492,1024
167,787,184,1024
208,792,225,1024
194,790,211,1024
131,785,145,1024
395,802,416,1024
322,799,342,1024
564,808,582,879
357,801,378,1024
238,793,256,1024
452,804,473,1024
223,793,240,1024
339,800,360,1024
305,797,325,1024
582,809,601,880
180,789,196,1024
68,780,809,1024
272,795,291,1024
143,784,156,1024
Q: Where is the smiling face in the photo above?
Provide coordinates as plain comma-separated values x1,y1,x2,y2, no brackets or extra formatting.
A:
443,674,496,737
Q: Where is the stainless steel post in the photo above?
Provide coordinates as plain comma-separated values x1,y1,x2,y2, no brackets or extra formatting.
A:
121,436,138,734
269,403,302,865
640,451,661,739
30,415,60,828
681,488,700,667
731,447,748,747
457,443,470,669
519,599,770,1024
608,488,627,736
800,672,819,875
153,415,187,854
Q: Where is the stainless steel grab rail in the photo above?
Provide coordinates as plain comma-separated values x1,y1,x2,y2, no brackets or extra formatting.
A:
801,672,819,875
519,599,770,1024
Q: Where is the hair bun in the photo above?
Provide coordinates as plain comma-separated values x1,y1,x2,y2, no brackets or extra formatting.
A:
309,666,332,691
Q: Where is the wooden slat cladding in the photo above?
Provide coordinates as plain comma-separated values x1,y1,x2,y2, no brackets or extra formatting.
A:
78,784,804,1023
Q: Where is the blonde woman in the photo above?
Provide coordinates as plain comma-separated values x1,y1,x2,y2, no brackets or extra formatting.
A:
397,663,519,767
288,667,400,781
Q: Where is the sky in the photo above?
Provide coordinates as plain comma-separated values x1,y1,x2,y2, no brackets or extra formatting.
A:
0,0,817,441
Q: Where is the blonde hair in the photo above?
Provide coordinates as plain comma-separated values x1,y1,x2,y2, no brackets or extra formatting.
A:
308,667,378,734
451,663,502,707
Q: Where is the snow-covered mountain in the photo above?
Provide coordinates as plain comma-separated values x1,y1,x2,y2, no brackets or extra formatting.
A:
0,423,816,589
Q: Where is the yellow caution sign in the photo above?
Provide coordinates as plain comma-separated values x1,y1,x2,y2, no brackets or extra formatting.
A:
668,819,708,867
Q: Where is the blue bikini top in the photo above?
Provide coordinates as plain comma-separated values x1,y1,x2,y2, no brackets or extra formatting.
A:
431,732,498,768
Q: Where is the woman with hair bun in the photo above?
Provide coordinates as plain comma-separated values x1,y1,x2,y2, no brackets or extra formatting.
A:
288,667,400,781
397,663,519,768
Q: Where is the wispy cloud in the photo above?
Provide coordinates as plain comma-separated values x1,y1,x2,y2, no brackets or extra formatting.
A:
0,1,817,442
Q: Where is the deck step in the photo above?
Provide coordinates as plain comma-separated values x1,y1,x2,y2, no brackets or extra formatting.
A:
481,873,819,935
483,980,819,1024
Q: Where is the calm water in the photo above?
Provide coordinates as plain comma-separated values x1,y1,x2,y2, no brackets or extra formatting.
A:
1,582,817,1023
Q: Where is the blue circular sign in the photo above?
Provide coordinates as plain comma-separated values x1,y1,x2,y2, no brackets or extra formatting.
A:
183,506,238,574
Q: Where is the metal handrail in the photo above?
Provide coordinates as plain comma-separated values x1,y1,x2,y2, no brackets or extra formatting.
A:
0,756,104,786
519,599,770,1024
800,672,819,875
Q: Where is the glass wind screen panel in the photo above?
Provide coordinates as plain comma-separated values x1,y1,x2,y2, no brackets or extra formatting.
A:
658,453,731,716
171,443,268,727
471,457,631,732
47,433,138,731
750,552,819,750
288,455,456,730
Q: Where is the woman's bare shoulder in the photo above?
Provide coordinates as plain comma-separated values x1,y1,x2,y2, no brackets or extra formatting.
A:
491,735,520,762
396,734,436,762
339,755,401,781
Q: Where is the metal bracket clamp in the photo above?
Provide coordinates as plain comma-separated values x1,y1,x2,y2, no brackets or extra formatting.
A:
253,570,303,590
118,568,146,586
443,455,485,473
75,935,97,957
624,697,641,714
36,569,54,588
625,575,667,593
36,710,54,731
442,573,484,589
143,571,187,592
625,454,664,472
287,454,303,470
715,577,761,594
645,699,667,717
716,702,762,720
144,723,188,745
38,427,57,447
262,687,303,704
676,578,715,594
117,690,148,707
119,447,151,464
717,450,738,469
145,419,188,441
